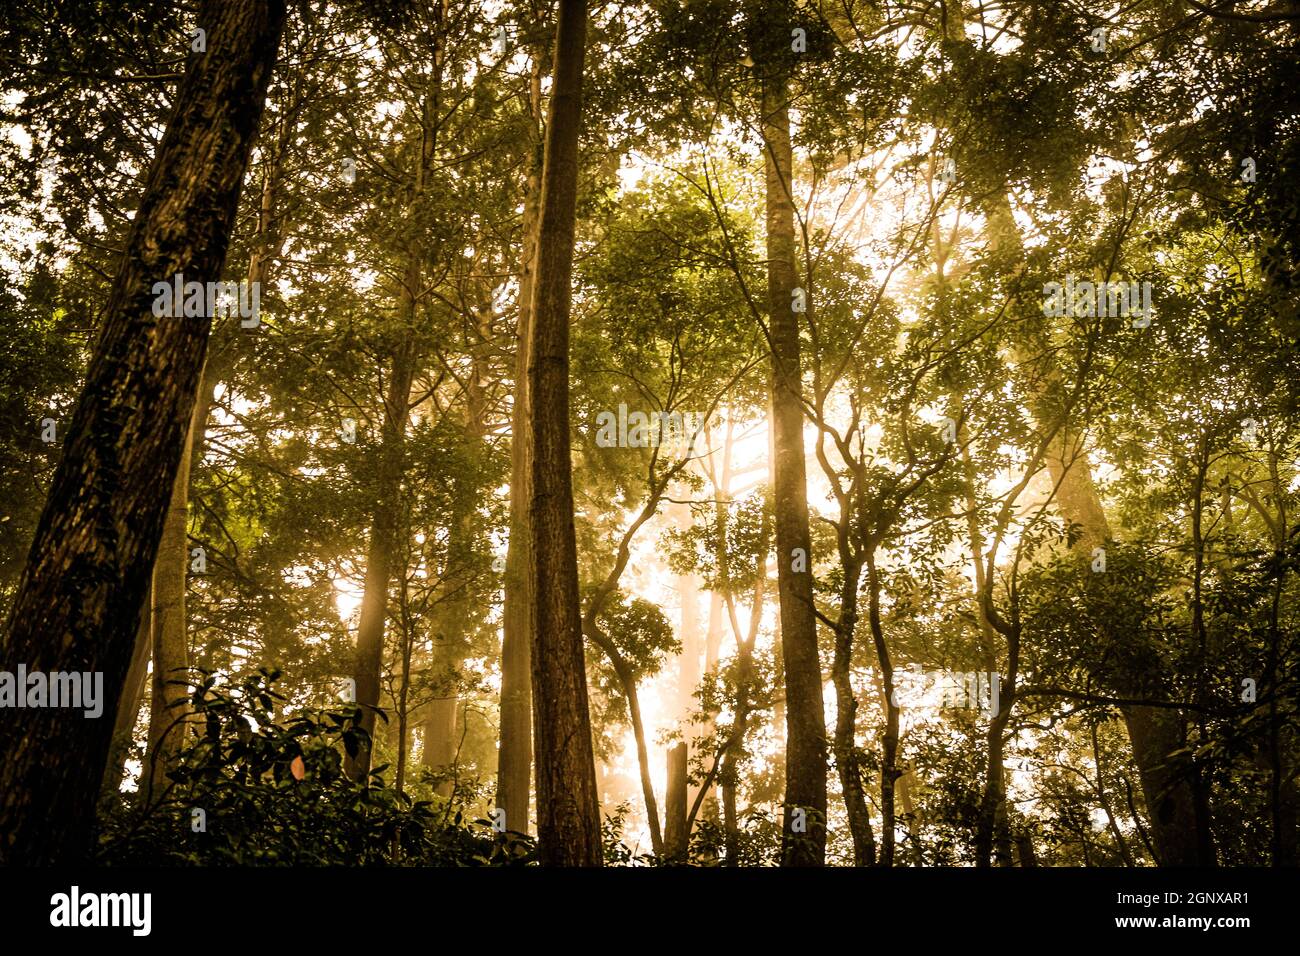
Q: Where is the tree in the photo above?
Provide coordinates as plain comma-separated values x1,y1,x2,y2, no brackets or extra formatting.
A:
496,27,547,839
2,0,1297,874
527,0,602,866
0,0,287,865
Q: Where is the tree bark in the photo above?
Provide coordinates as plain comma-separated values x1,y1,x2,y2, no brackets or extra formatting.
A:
144,399,200,796
664,742,689,859
584,634,662,855
346,15,444,781
422,695,458,797
672,495,705,820
866,554,901,866
761,72,827,867
676,568,704,808
0,0,285,865
831,554,875,866
99,607,152,799
496,52,545,839
953,408,1013,867
527,0,602,866
103,134,288,800
712,487,770,863
690,417,733,827
346,337,416,781
421,269,494,797
393,578,414,795
675,536,703,724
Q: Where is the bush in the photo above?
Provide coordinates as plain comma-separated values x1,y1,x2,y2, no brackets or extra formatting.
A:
96,669,531,866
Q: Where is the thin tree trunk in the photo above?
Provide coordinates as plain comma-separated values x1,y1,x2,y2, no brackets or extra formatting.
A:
100,608,152,799
346,13,444,781
676,535,703,723
673,496,705,818
496,51,545,839
866,553,900,866
692,417,733,824
976,687,1015,867
714,499,770,863
422,273,493,797
145,401,201,795
0,0,285,865
705,591,723,672
896,764,921,865
583,622,664,854
395,576,415,795
346,338,416,782
761,70,827,868
953,403,1016,868
1260,306,1298,867
623,658,663,854
831,562,876,866
116,111,290,798
527,0,602,866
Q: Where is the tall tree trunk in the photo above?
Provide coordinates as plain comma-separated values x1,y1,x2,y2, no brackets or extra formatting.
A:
976,673,1017,867
346,14,443,781
144,399,201,796
675,534,703,724
720,624,757,865
496,52,545,839
950,402,1017,868
896,763,922,864
422,276,494,797
691,417,734,826
394,574,415,795
705,591,723,673
0,0,285,865
346,336,416,781
527,0,602,866
761,71,827,867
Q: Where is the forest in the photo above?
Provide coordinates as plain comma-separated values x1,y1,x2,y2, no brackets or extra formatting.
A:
0,0,1297,871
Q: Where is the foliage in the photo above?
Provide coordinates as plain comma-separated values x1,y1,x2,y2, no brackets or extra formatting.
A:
96,670,511,866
